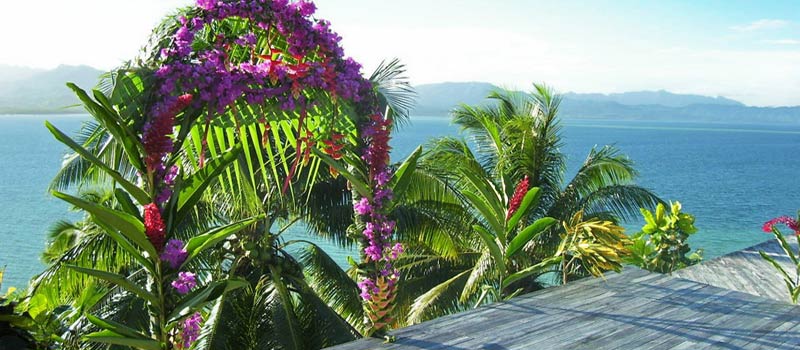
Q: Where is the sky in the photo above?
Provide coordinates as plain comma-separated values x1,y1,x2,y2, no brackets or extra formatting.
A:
0,0,798,106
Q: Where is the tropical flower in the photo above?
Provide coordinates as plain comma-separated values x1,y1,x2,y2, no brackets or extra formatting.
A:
171,272,197,295
143,203,166,251
161,239,188,269
178,312,202,349
763,216,800,235
507,175,530,220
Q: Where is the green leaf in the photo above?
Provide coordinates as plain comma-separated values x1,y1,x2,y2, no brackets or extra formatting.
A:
83,330,161,350
175,143,243,226
773,230,799,266
167,278,249,324
759,250,792,283
505,187,541,232
473,225,504,271
312,148,372,200
45,121,150,204
460,170,504,221
182,216,261,269
85,314,150,340
502,256,562,289
389,146,422,196
52,191,156,268
506,217,557,258
463,190,504,240
65,265,159,306
67,83,146,174
114,189,142,221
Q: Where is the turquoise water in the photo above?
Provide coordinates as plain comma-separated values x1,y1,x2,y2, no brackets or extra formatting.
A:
1,114,798,289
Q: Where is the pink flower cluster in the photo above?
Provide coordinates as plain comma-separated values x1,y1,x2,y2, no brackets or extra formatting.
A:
179,312,202,349
356,114,402,301
161,239,188,269
156,0,375,116
763,216,800,235
171,271,197,295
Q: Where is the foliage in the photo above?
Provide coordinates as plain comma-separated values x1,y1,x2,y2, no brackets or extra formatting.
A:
0,278,72,350
395,85,662,322
557,211,630,283
32,0,417,347
759,213,800,304
626,201,702,273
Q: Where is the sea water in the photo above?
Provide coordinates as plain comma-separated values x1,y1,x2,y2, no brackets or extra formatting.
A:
1,114,798,288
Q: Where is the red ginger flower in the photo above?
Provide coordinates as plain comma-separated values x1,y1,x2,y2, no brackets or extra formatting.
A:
142,94,193,172
763,216,800,235
144,203,166,252
507,175,530,220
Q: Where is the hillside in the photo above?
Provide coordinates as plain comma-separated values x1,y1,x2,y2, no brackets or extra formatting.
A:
0,64,103,114
411,82,800,124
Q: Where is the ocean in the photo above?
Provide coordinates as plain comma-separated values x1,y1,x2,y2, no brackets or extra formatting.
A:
1,114,798,289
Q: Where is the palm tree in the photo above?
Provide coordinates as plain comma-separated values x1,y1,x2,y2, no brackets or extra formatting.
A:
387,84,663,322
435,84,661,255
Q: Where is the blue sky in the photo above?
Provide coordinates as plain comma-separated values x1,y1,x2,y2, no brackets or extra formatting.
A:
1,0,798,105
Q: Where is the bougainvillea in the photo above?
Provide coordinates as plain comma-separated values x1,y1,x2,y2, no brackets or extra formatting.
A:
149,0,400,336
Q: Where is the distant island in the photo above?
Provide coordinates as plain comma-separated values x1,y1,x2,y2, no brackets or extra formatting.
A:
414,82,800,124
1,66,799,124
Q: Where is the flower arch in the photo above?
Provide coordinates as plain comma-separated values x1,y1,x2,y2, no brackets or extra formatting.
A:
145,0,402,338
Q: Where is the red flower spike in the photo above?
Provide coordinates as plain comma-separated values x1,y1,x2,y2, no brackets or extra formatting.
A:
143,203,166,252
507,175,530,220
763,216,800,235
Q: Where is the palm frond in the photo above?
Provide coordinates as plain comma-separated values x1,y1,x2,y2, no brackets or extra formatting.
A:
369,58,416,127
299,243,364,332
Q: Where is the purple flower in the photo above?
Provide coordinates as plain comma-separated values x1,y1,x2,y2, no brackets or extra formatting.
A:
156,188,172,206
390,243,404,260
197,0,215,10
375,171,391,186
180,312,202,348
161,239,188,269
164,165,179,185
171,272,196,295
357,278,376,300
364,245,382,262
354,197,371,215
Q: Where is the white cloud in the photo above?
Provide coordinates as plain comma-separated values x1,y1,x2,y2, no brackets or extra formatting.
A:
731,19,790,32
765,39,800,45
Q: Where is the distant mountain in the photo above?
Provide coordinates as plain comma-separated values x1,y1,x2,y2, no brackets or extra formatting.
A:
0,65,104,114
563,90,743,108
413,82,498,115
411,82,800,124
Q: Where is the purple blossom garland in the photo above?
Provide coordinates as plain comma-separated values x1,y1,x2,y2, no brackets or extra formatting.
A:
355,113,403,333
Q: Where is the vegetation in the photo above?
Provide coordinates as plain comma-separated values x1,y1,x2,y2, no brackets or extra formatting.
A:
626,202,702,273
760,213,800,303
0,1,710,349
